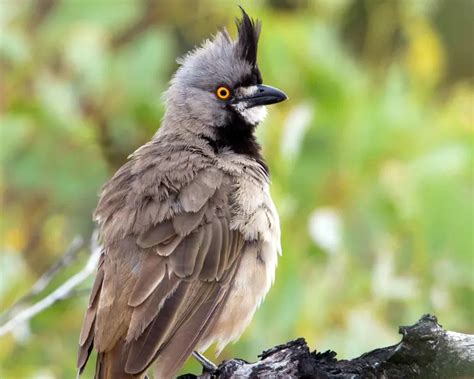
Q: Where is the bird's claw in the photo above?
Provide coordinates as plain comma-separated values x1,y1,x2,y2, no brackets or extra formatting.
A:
192,351,218,374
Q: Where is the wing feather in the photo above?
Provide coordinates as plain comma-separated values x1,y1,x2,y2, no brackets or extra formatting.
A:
156,235,183,256
125,281,191,373
217,217,230,277
169,227,205,277
127,272,180,340
136,220,174,248
189,223,213,279
128,254,167,307
172,205,207,236
77,254,105,372
153,284,227,378
199,219,223,281
79,255,104,345
153,253,243,378
77,317,95,373
179,168,223,212
79,167,248,378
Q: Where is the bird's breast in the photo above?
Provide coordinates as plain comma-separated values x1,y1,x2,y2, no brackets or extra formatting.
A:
197,164,281,354
230,174,280,244
199,237,279,354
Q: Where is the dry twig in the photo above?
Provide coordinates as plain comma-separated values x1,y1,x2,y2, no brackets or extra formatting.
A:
0,233,101,337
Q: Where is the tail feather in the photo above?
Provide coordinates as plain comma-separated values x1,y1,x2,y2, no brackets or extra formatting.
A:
95,342,144,379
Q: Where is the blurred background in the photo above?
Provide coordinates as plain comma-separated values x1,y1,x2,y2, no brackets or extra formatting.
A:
1,0,473,377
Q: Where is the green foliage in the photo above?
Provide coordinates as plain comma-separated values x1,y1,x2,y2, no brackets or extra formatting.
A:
1,0,472,377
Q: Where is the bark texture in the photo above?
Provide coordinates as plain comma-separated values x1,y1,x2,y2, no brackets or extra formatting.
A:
179,314,474,378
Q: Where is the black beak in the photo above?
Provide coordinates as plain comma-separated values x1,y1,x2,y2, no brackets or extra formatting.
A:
243,84,288,108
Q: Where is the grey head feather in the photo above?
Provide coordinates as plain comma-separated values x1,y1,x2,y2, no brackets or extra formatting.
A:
160,8,263,134
235,6,261,67
173,7,261,90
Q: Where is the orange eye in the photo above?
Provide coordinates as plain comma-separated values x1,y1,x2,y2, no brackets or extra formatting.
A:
216,86,231,100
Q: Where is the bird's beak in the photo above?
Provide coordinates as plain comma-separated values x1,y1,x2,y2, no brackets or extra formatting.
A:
242,84,288,108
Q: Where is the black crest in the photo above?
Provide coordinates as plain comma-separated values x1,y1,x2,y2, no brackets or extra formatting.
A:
236,7,261,67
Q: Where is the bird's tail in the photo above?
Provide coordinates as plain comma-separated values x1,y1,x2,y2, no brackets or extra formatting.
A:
95,343,145,379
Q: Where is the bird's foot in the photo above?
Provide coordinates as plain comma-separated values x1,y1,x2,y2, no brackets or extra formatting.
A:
192,351,218,374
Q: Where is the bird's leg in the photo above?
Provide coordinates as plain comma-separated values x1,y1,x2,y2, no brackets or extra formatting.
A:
192,351,218,374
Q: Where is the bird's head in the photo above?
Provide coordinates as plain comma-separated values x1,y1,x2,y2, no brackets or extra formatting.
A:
164,8,287,134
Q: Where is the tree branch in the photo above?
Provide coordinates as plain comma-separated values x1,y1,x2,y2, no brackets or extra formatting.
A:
0,236,86,323
180,315,474,379
0,233,101,337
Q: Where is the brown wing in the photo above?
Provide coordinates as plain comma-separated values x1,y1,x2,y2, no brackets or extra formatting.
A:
77,168,245,377
77,253,105,372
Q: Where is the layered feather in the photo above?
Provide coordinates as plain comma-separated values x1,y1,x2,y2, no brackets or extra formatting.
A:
77,163,248,378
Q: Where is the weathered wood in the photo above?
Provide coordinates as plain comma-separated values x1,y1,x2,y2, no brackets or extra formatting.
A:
179,314,474,378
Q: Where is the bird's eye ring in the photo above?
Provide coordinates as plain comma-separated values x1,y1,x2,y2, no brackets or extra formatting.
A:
216,86,231,100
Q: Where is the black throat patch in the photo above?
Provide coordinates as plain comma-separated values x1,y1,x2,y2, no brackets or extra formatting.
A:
203,112,269,175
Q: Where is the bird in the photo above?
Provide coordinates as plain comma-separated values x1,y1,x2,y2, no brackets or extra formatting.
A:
77,8,287,379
